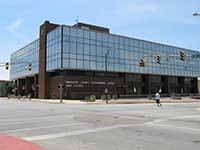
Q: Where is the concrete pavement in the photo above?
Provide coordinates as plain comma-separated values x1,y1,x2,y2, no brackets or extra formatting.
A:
0,98,200,150
1,97,200,105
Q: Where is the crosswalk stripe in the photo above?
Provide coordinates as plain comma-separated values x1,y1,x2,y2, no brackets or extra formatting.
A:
22,124,137,141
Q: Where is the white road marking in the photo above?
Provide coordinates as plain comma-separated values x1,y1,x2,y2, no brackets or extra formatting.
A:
145,114,200,133
21,115,200,141
0,115,73,126
114,115,146,120
145,114,200,126
3,123,85,133
173,114,200,119
152,123,200,133
144,118,167,126
23,124,138,141
0,115,73,123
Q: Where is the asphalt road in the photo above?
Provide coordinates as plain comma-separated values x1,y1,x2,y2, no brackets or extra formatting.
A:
0,98,200,150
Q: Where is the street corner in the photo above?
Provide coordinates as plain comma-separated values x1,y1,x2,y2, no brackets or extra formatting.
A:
0,134,42,150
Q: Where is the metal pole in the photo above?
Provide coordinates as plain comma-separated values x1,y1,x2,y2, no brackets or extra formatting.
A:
61,87,63,103
105,88,108,104
105,55,107,72
59,83,63,103
105,49,110,104
105,50,110,72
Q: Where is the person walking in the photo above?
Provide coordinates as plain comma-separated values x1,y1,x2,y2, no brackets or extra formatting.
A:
155,92,162,107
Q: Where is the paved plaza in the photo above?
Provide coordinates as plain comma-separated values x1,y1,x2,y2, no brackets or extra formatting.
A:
0,98,200,150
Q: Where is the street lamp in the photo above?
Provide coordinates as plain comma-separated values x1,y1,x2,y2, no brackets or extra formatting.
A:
193,13,200,16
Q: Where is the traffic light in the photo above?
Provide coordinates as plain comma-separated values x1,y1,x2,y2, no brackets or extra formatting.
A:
156,55,161,64
139,58,145,67
180,50,185,61
28,64,32,71
5,62,9,70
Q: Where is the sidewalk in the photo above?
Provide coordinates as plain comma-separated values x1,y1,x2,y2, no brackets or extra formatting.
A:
107,97,200,104
1,97,200,105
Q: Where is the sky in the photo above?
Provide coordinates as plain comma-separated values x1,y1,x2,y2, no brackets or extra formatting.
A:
0,0,200,80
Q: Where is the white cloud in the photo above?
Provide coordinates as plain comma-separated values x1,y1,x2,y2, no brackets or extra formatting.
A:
7,18,22,32
6,18,25,39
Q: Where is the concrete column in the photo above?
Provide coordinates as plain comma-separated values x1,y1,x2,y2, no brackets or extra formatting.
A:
162,76,169,94
191,78,198,93
34,75,38,98
17,79,25,96
25,77,32,96
14,80,18,96
38,21,59,99
124,74,129,94
143,75,150,94
178,77,185,94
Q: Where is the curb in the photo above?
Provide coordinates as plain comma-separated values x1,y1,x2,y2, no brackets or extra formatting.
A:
1,98,200,105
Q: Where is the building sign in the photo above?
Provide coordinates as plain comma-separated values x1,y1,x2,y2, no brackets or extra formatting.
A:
80,81,89,84
64,80,115,87
91,82,106,85
66,85,72,88
66,81,78,84
108,82,115,85
73,84,84,88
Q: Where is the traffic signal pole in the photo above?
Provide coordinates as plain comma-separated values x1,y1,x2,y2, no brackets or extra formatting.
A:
0,62,32,71
58,83,63,103
139,54,162,67
139,50,186,67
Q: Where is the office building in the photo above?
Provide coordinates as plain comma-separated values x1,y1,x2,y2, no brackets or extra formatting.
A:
10,21,200,99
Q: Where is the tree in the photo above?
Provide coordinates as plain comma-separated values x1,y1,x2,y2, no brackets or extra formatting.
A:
6,82,14,96
0,83,4,97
